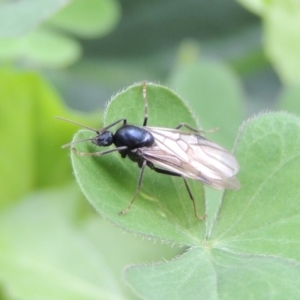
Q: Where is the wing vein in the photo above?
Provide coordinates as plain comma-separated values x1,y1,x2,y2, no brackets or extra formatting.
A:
140,127,240,190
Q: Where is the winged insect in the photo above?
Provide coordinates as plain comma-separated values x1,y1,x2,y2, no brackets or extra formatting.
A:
57,82,240,220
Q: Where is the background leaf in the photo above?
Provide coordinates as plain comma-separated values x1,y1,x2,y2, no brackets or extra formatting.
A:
277,83,300,114
0,27,81,68
0,69,98,207
0,187,124,300
0,0,120,67
48,0,121,38
237,0,300,85
169,60,244,148
264,1,300,85
0,0,70,37
236,0,268,15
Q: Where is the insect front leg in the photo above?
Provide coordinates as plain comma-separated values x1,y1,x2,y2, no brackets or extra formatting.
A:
175,123,219,134
72,146,128,156
102,118,127,131
148,164,205,220
119,159,147,215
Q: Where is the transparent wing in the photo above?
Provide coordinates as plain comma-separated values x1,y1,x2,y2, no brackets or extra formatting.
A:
140,127,240,190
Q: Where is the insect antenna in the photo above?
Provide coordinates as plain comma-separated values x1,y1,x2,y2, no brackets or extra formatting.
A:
55,116,100,148
60,137,97,149
55,116,100,133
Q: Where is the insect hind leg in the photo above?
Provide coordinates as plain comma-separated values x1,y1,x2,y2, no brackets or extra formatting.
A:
149,164,205,221
142,81,149,126
175,123,218,135
181,177,205,220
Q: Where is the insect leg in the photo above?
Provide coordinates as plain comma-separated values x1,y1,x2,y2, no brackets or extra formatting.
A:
119,160,147,215
175,123,218,134
55,117,127,131
181,177,205,220
142,81,149,126
149,165,205,220
72,146,128,156
103,118,127,131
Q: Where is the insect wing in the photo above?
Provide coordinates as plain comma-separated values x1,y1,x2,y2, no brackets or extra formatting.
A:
141,127,240,190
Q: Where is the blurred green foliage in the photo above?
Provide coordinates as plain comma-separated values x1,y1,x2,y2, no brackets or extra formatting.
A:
1,0,300,299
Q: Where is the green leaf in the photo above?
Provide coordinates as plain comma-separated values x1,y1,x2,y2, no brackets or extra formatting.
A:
236,0,269,15
0,27,81,68
211,112,300,260
278,82,300,114
126,247,300,300
71,82,207,244
169,61,244,149
0,68,97,207
0,0,70,37
48,0,121,38
0,186,124,300
237,0,300,85
264,1,300,85
24,27,82,68
124,112,300,299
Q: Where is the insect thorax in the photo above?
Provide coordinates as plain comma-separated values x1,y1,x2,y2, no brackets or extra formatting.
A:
114,125,155,150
